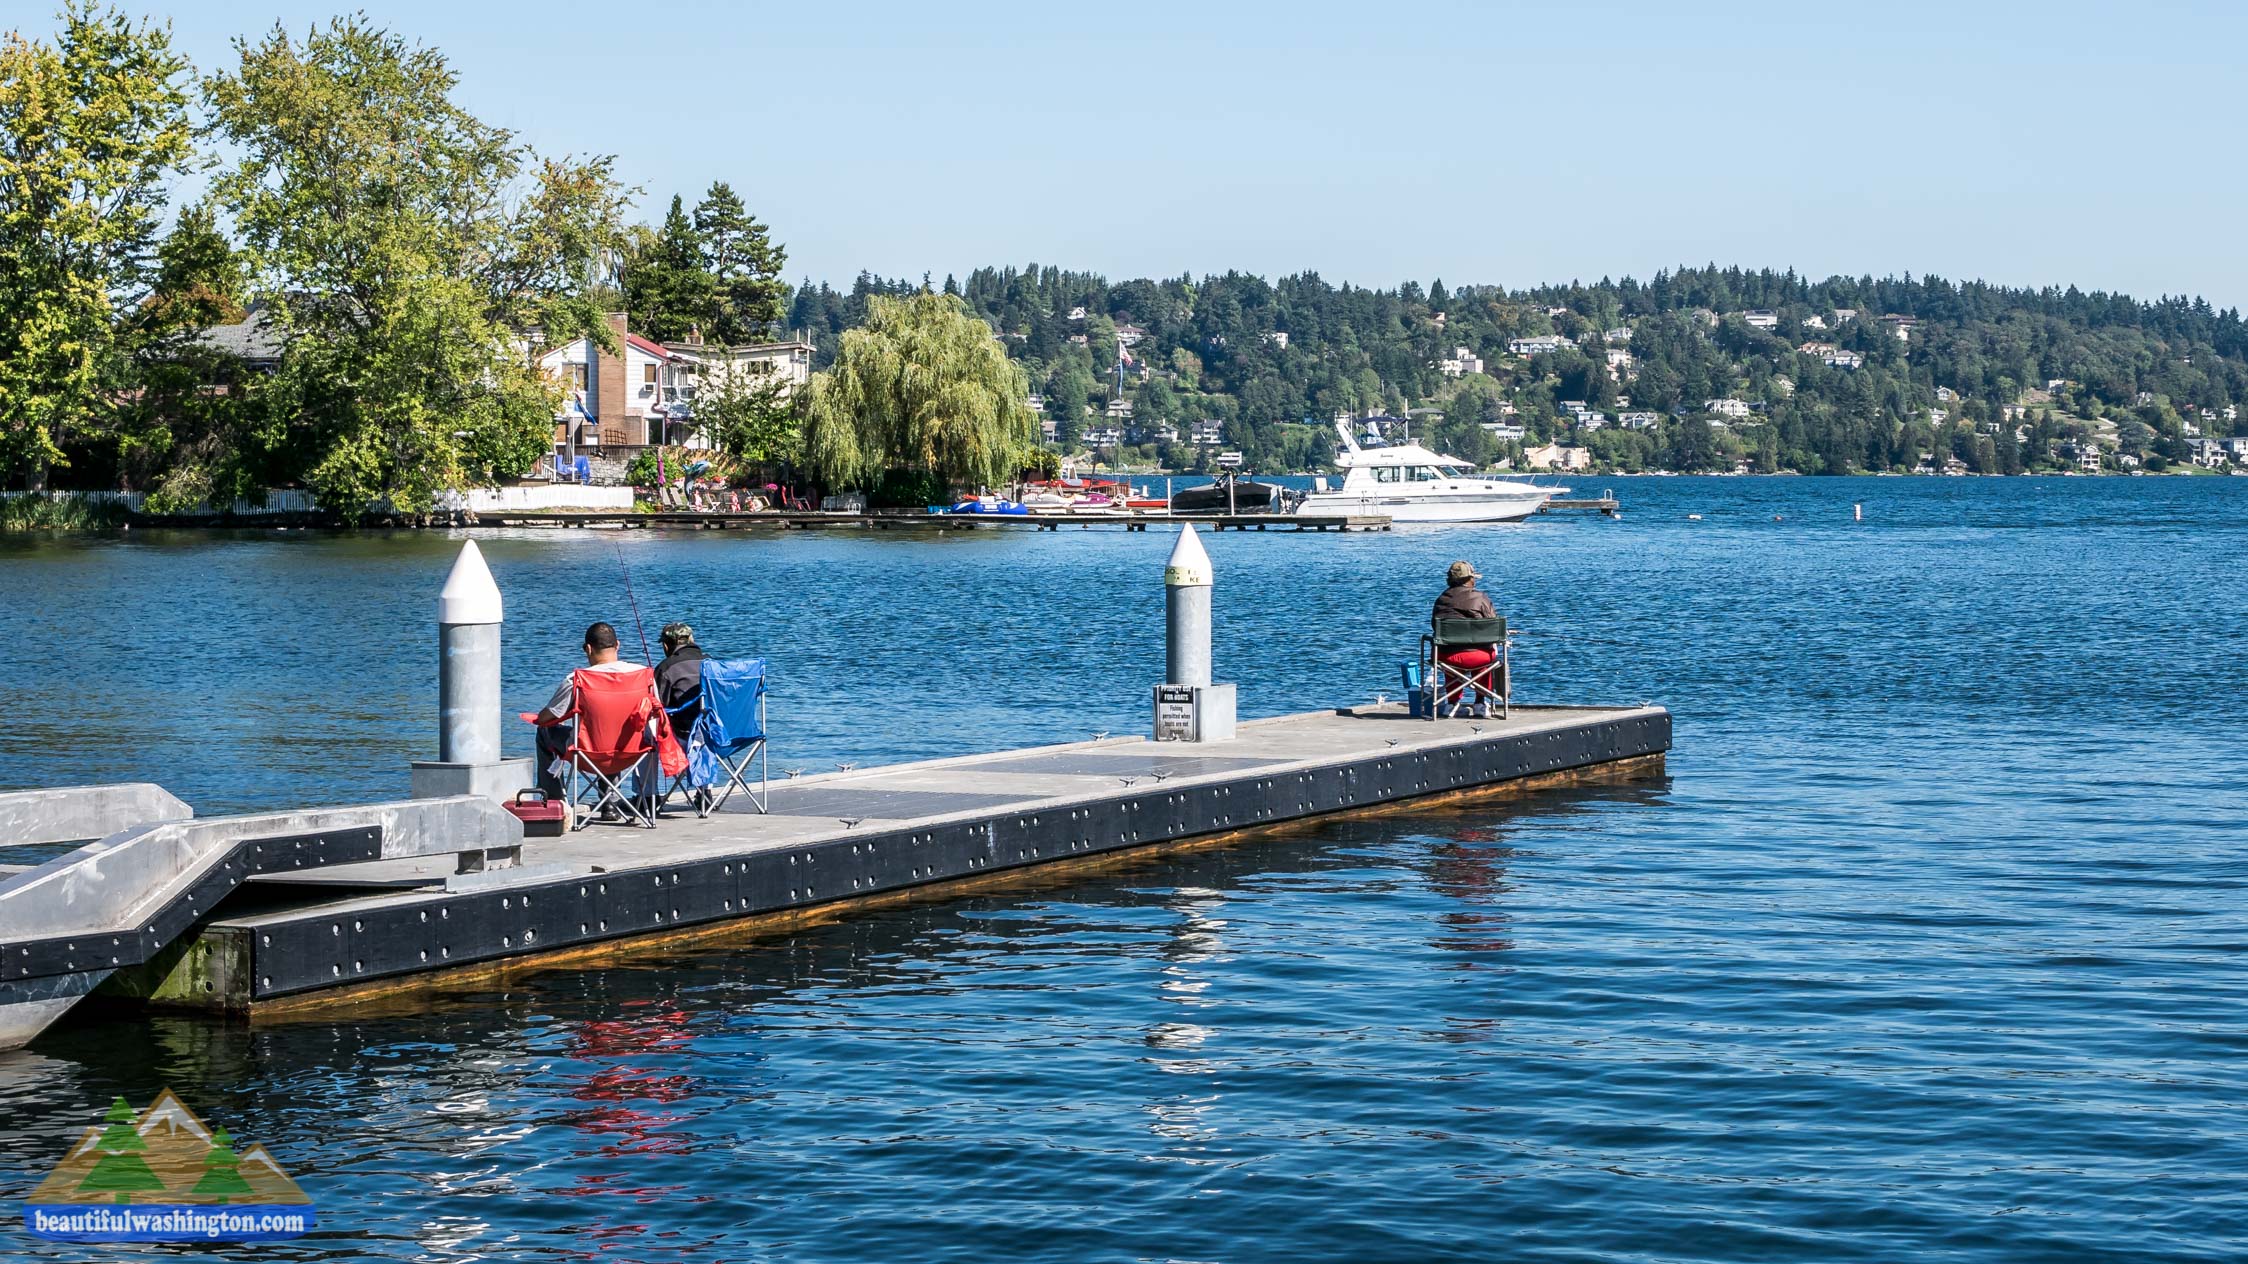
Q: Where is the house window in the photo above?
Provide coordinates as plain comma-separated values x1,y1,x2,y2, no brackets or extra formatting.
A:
569,363,588,394
641,363,658,393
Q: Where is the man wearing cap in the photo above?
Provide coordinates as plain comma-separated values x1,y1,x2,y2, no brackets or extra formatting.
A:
655,623,708,733
1431,560,1501,718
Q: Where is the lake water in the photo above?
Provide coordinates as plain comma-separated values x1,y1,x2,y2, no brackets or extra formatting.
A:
2,476,2245,1261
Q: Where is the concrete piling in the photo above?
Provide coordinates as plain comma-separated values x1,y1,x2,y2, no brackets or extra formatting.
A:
437,540,503,764
412,540,534,804
1164,524,1213,688
1154,525,1235,742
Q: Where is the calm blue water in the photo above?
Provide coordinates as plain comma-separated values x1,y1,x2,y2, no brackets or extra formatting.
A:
2,476,2245,1261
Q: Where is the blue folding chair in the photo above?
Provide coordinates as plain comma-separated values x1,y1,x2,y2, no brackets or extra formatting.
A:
666,657,768,816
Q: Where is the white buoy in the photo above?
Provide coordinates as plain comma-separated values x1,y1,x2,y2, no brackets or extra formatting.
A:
1854,502,1863,522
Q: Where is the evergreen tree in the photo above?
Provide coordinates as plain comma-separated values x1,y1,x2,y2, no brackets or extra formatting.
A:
692,181,788,344
625,194,716,342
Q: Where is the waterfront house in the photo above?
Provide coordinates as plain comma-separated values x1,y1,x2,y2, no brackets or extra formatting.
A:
1619,411,1661,430
1824,350,1865,369
1085,426,1124,447
1880,314,1918,342
1115,323,1147,348
2217,436,2248,463
1802,313,1828,331
2076,444,2104,472
1740,309,1779,330
536,314,813,459
1439,345,1484,377
1832,308,1859,323
1605,348,1634,376
1524,442,1591,472
1481,421,1527,441
1602,326,1632,343
1105,397,1135,419
1705,398,1752,420
1190,418,1226,446
1936,386,1957,402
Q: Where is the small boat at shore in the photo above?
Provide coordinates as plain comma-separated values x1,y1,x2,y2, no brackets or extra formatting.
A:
1170,478,1291,514
1020,477,1130,514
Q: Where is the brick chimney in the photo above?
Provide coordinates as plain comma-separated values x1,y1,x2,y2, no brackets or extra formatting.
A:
595,312,628,445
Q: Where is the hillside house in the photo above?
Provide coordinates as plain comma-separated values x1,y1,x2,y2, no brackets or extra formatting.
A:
1508,334,1574,356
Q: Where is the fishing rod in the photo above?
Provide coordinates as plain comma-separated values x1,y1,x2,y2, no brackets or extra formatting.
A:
614,543,654,664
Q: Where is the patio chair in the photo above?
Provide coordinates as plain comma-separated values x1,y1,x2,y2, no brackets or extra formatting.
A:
666,657,769,817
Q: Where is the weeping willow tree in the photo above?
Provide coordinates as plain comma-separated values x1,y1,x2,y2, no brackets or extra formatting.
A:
803,292,1039,491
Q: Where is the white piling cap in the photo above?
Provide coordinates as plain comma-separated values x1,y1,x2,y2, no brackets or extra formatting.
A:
1164,522,1212,587
437,539,503,625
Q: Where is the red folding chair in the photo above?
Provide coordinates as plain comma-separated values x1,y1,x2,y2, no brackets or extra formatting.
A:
526,667,663,829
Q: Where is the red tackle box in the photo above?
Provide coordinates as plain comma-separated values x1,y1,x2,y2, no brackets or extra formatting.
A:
504,789,567,837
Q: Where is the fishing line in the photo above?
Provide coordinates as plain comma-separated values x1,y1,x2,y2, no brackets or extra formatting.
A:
614,543,653,664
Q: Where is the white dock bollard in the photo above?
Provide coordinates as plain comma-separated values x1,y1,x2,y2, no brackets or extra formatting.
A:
1152,524,1236,742
412,540,536,804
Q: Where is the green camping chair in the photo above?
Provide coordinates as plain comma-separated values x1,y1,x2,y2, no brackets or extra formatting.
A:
1421,617,1509,719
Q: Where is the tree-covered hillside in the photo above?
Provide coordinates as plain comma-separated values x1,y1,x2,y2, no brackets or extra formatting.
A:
788,265,2248,475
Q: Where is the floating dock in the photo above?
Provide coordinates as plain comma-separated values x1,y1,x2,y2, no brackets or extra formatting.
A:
480,509,1395,532
0,704,1668,1038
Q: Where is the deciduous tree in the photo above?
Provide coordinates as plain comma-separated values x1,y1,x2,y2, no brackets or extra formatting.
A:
802,292,1037,491
204,16,628,516
0,3,193,488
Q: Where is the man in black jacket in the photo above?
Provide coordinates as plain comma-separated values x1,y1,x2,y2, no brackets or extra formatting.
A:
655,623,708,732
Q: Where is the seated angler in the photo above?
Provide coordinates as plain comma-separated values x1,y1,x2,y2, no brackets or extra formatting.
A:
1430,559,1502,719
533,622,645,796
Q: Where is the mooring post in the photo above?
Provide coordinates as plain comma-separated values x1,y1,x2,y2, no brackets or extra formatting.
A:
1152,524,1235,742
412,540,535,808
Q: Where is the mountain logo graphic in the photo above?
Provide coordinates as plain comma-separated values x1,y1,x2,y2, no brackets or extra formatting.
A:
22,1090,317,1242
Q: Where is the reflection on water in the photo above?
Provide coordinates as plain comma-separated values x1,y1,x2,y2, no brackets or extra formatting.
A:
3,477,2247,1261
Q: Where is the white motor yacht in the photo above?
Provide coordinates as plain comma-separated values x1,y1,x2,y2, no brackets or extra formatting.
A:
1295,421,1559,523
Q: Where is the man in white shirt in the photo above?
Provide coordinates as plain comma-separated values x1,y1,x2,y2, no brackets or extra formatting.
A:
535,622,647,794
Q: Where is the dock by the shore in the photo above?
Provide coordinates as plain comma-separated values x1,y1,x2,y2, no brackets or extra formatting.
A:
2,704,1667,1031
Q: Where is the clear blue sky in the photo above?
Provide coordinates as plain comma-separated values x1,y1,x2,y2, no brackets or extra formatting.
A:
58,1,2248,306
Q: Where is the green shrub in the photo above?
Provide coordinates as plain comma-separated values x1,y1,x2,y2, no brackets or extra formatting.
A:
866,467,952,508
